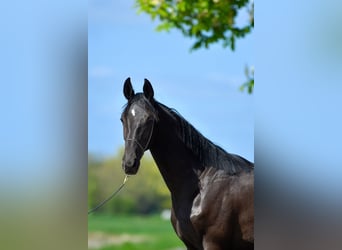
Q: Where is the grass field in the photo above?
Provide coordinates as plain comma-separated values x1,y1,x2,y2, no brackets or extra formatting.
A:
88,214,185,250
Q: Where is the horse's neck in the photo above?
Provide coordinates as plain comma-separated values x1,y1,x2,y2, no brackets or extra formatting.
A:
149,121,200,201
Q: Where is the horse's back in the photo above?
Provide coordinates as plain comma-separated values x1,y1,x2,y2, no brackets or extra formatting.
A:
191,167,254,249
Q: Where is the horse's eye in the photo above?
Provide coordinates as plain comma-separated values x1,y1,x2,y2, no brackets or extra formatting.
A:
120,118,123,123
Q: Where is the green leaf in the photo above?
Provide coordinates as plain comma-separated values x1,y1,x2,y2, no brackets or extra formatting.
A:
156,22,173,32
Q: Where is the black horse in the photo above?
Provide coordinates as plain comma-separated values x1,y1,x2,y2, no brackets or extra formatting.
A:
121,78,254,250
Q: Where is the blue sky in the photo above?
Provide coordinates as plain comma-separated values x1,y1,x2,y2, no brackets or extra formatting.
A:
88,0,254,161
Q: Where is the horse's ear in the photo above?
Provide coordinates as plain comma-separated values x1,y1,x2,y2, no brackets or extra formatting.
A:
143,78,154,100
123,77,134,100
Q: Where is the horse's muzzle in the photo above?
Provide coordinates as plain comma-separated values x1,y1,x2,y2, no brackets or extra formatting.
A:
123,158,140,175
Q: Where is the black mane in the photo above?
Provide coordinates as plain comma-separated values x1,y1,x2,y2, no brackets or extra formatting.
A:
156,101,254,175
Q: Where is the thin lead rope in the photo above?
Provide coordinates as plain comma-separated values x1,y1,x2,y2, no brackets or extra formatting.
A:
88,175,129,215
88,121,154,215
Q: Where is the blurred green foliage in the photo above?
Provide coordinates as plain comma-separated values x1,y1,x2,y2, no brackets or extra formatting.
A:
135,0,254,93
240,64,254,94
136,0,253,51
88,149,171,215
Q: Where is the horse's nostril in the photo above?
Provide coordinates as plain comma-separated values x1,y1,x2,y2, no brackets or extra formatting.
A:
124,158,136,168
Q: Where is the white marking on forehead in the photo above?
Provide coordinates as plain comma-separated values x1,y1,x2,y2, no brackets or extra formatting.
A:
131,108,136,117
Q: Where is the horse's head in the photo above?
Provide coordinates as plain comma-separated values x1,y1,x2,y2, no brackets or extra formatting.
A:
121,77,157,175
